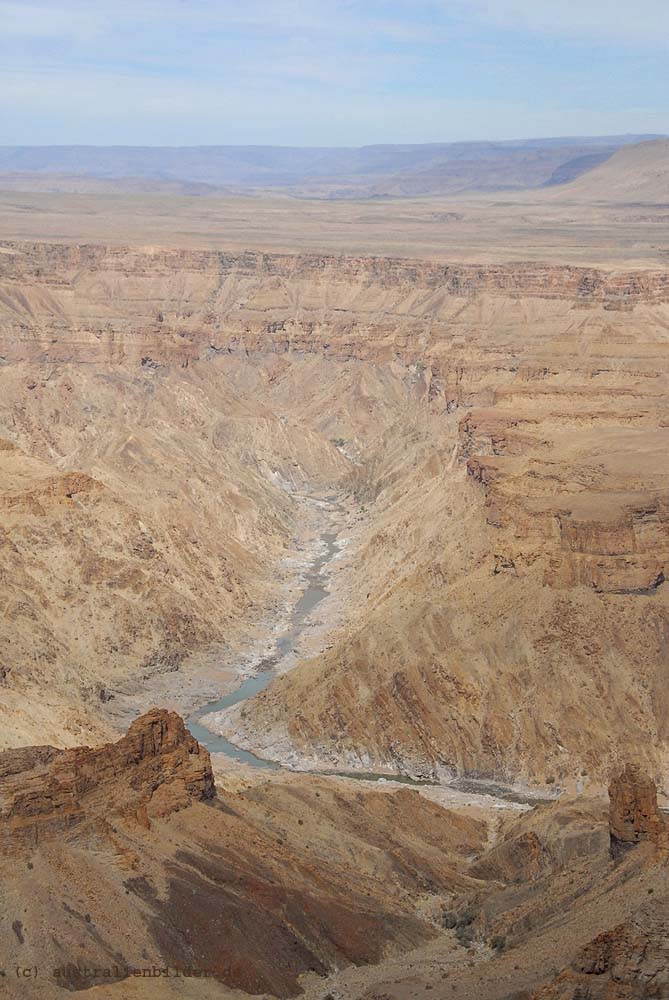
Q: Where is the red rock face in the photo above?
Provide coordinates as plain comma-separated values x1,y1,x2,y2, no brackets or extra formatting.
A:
0,709,214,848
533,922,669,999
608,763,664,857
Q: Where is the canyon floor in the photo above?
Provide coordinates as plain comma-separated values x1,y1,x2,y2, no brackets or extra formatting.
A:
1,140,669,998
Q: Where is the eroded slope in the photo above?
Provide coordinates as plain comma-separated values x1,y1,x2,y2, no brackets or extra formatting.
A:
1,242,668,784
0,710,487,999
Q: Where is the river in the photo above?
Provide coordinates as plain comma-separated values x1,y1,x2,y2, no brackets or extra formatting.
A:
187,501,554,808
188,527,339,770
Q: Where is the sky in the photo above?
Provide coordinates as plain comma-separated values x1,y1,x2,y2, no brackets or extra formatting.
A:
1,0,668,146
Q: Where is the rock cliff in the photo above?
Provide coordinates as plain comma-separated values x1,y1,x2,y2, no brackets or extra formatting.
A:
609,763,665,857
0,709,214,848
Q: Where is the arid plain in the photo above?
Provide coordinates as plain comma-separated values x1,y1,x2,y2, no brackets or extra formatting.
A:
1,139,669,266
0,139,668,999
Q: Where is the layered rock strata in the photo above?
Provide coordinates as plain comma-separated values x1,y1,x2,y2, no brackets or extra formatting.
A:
0,709,214,848
1,240,668,779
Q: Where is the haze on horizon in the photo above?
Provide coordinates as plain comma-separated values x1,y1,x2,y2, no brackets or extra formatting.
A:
2,0,668,148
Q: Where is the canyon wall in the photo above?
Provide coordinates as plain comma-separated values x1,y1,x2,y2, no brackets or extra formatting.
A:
1,241,668,783
2,241,668,599
3,241,669,366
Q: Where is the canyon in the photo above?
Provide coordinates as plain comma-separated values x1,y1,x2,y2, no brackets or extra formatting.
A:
0,140,668,997
1,238,667,780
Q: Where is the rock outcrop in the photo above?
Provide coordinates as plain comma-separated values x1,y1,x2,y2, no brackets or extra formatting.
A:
0,709,214,848
609,763,664,857
523,773,668,998
0,731,488,999
532,919,669,999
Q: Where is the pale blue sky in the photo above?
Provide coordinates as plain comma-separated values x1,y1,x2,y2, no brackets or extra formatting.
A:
1,0,667,145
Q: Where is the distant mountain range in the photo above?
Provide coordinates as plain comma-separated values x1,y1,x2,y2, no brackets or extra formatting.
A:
543,138,669,204
0,134,663,199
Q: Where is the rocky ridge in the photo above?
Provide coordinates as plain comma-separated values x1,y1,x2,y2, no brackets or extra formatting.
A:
0,709,214,851
2,711,667,1000
0,711,492,998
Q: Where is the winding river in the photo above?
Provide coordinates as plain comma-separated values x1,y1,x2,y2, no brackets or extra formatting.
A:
187,511,553,807
188,528,339,771
188,518,438,786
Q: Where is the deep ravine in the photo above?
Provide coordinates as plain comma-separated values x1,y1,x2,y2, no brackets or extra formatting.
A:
187,494,554,807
